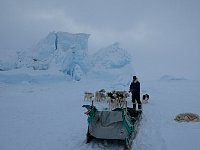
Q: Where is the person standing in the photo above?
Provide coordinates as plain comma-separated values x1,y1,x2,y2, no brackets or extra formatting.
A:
129,76,142,110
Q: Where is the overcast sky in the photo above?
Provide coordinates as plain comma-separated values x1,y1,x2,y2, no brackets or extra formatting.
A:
0,0,200,80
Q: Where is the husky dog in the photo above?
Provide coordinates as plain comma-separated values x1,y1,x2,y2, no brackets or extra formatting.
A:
142,94,149,104
106,90,129,110
84,92,94,101
95,89,106,102
175,113,200,122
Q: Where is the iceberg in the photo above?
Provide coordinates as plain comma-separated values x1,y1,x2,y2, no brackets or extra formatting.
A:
0,32,135,83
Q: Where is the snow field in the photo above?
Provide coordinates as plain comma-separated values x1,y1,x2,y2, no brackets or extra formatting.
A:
0,76,200,150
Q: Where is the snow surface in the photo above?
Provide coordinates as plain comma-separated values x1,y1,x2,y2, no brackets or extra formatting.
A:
0,68,200,150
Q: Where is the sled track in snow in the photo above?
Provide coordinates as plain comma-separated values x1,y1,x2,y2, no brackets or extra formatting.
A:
86,139,125,150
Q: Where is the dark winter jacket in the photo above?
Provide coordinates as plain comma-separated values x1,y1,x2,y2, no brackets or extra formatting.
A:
130,80,140,94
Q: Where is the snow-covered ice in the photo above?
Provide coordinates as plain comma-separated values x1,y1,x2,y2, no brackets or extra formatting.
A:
0,69,200,150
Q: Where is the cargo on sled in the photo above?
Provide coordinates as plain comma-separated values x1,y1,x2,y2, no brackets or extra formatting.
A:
82,101,142,150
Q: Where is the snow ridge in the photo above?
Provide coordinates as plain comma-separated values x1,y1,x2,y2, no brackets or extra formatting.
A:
159,75,187,81
91,42,131,69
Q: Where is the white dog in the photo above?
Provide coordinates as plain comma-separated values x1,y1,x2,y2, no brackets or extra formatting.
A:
95,89,106,102
142,94,149,104
84,92,94,101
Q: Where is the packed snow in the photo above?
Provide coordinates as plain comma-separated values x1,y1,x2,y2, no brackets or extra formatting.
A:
0,32,200,150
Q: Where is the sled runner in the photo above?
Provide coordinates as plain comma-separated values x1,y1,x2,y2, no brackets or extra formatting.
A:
83,102,142,150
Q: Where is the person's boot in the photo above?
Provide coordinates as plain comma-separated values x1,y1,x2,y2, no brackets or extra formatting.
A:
138,104,142,111
133,103,136,110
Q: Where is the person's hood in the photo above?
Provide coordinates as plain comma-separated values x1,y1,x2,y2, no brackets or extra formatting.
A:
134,78,139,83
